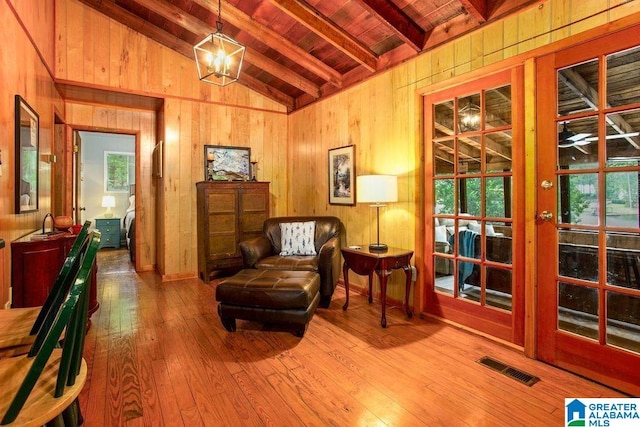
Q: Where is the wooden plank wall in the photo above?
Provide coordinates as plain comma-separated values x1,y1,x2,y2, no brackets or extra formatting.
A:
0,1,62,308
8,0,55,71
287,0,640,303
56,0,288,280
161,99,287,279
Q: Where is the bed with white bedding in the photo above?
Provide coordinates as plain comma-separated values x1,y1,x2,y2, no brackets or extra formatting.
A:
123,194,135,262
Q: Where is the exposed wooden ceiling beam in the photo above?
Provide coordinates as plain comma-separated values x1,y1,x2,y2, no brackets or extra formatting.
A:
77,0,190,55
434,146,454,164
133,0,320,98
267,0,378,72
559,69,640,149
238,73,295,110
193,0,342,88
244,51,320,99
459,0,488,23
77,0,293,108
353,0,427,51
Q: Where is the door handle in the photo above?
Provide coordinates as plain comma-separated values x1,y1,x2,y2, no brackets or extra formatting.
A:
541,180,553,190
539,211,553,221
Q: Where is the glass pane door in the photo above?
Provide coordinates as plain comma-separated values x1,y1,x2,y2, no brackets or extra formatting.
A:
537,30,640,395
425,68,524,345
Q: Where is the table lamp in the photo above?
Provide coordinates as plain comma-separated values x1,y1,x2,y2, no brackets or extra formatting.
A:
102,195,116,218
357,175,398,251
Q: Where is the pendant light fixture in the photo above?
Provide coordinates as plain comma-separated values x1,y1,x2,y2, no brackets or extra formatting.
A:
193,0,246,86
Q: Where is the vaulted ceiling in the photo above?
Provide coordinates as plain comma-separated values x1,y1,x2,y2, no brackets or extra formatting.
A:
76,0,538,112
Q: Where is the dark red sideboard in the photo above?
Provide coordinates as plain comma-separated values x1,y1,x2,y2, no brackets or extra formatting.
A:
11,232,99,315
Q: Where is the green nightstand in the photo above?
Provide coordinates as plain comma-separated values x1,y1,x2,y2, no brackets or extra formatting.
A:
95,218,121,249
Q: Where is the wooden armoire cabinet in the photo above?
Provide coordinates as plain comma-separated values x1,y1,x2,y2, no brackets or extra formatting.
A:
196,181,270,283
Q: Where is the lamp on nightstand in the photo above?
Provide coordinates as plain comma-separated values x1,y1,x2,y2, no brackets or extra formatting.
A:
101,195,115,218
357,175,398,252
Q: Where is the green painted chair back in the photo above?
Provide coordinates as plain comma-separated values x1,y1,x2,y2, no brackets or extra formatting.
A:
29,221,92,336
0,231,101,426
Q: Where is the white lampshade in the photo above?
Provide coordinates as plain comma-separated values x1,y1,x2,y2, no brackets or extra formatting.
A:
357,175,398,204
101,196,116,208
102,195,115,218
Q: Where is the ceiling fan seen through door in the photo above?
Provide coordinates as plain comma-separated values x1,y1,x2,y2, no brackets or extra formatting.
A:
558,122,592,148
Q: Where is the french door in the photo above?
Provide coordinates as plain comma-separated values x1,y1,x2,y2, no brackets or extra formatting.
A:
424,68,525,345
536,26,640,395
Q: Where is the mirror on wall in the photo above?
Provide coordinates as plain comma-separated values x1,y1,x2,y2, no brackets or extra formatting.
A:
15,95,39,213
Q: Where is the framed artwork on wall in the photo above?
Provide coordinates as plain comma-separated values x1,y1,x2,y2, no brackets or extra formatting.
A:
328,145,355,206
15,95,39,214
204,145,251,181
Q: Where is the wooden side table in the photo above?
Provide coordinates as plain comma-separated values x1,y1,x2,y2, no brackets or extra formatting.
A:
341,246,414,327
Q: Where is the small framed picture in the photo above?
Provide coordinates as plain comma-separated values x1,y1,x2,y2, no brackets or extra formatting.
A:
204,145,251,181
15,95,40,213
328,145,355,205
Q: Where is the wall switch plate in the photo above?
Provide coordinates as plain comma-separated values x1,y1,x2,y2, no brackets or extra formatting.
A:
411,266,417,282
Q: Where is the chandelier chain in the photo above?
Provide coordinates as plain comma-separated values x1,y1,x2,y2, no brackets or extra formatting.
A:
193,0,245,86
216,0,223,32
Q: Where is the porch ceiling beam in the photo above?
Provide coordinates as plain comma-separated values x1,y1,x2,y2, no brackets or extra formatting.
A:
353,0,427,51
435,118,512,161
559,69,639,149
433,128,482,161
267,0,378,72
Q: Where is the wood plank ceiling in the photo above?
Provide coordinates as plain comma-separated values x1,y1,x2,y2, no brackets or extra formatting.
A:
76,0,539,112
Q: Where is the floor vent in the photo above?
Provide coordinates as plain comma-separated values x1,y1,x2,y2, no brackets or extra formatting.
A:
477,356,540,387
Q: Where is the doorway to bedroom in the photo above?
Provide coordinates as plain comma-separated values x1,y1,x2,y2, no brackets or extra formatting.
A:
75,131,136,258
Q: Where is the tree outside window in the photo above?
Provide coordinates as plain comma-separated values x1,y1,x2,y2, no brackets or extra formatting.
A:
105,151,135,192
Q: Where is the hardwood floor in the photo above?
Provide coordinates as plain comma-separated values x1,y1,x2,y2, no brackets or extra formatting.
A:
80,249,625,426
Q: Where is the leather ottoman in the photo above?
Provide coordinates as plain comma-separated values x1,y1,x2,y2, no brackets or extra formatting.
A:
215,269,320,337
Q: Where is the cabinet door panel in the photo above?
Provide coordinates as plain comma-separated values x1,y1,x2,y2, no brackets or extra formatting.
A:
208,192,237,212
243,192,267,211
209,235,237,255
20,247,65,307
208,214,237,233
243,213,267,233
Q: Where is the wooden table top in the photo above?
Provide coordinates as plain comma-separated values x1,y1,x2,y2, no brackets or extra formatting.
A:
341,246,413,258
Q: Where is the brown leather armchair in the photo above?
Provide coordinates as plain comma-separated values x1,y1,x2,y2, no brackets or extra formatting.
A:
239,216,345,308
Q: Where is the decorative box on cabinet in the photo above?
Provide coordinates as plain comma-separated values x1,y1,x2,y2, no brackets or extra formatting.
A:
95,218,121,249
11,232,99,316
197,181,270,283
